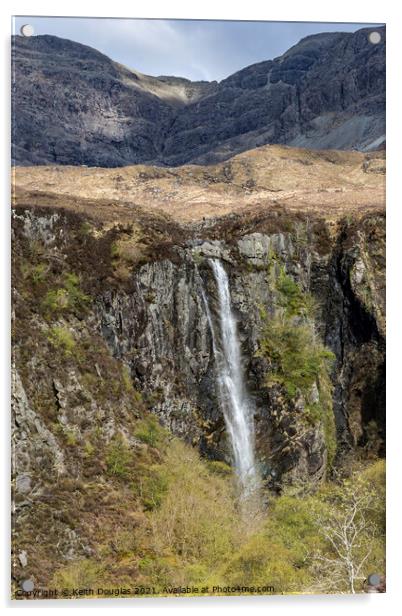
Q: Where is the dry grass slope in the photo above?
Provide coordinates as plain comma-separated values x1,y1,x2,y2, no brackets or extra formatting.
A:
13,144,385,224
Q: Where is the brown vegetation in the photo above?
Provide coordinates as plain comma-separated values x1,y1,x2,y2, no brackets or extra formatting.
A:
13,144,385,225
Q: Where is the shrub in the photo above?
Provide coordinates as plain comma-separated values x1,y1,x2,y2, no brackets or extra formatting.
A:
31,263,48,283
47,325,76,356
258,316,334,401
135,415,165,448
133,464,169,511
42,272,90,315
105,435,132,479
218,534,308,592
276,266,316,318
43,288,70,311
257,265,336,463
52,559,105,590
148,440,238,570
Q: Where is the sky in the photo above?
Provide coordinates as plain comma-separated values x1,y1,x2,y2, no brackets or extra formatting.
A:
12,17,383,82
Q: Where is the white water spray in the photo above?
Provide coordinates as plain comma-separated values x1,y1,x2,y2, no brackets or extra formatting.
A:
202,259,259,500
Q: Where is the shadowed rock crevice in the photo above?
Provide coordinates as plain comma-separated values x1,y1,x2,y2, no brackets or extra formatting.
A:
322,216,385,455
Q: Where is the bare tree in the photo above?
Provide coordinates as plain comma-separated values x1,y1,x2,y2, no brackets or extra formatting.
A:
309,484,376,594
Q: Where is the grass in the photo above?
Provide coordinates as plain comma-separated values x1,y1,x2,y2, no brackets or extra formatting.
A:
135,415,165,449
105,435,133,479
47,325,76,356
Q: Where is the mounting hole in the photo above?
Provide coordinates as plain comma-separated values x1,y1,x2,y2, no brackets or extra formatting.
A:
21,579,34,592
20,24,34,37
368,31,381,45
367,573,381,586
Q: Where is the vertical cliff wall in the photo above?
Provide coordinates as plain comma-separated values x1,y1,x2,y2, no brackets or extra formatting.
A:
12,205,385,498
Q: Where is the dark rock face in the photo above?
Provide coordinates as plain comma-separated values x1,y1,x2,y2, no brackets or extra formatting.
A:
321,215,386,454
12,26,385,167
12,35,174,166
13,206,385,488
96,221,385,480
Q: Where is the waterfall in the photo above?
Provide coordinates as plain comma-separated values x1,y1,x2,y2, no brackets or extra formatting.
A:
201,259,260,501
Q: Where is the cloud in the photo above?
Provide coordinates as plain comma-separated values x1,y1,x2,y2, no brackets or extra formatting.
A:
13,17,383,81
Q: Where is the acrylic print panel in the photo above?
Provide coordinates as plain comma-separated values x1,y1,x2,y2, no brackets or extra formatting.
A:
11,15,386,599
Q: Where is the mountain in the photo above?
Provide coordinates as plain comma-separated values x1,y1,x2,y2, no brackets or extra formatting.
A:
12,26,385,167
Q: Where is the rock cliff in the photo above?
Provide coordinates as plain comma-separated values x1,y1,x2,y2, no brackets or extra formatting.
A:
11,146,385,586
12,173,385,484
12,26,385,167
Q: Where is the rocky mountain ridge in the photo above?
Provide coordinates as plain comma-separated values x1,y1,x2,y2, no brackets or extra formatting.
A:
12,26,385,167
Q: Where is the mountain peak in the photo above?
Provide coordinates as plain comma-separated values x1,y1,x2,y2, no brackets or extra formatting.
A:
12,27,385,167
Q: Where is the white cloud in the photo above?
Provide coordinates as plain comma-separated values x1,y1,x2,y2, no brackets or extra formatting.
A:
13,17,382,81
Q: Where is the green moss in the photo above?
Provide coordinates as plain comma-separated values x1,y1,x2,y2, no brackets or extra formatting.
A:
192,250,204,265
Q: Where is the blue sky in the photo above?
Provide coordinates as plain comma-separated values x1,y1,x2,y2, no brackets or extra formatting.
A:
12,17,383,82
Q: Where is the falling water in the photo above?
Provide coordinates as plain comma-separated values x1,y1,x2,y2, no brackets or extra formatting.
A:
201,259,260,501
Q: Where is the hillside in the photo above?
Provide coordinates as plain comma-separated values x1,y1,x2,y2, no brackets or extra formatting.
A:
12,148,386,593
13,144,385,224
